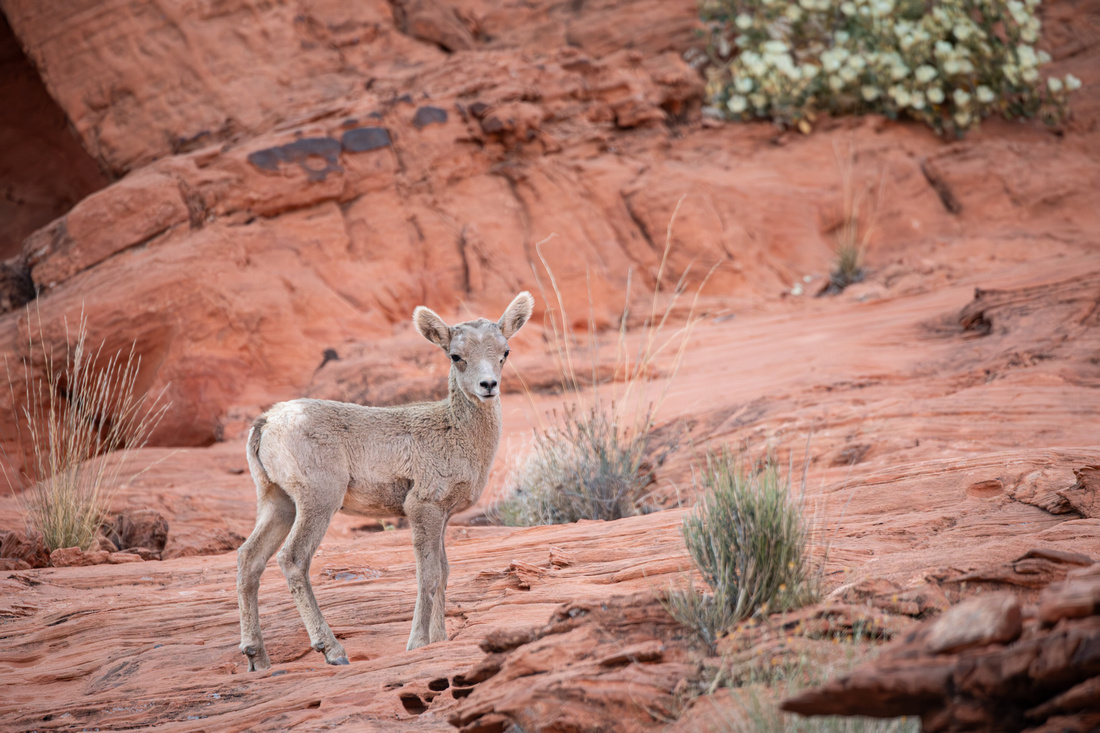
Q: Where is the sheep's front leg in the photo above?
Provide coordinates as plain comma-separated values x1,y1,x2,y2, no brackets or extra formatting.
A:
406,498,446,650
431,520,449,644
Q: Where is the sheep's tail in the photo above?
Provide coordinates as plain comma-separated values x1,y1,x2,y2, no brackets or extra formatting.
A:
246,416,270,487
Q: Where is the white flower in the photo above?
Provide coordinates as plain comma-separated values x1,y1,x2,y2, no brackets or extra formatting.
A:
835,30,850,43
1047,76,1063,92
928,87,945,104
829,75,846,91
891,64,910,80
915,65,937,83
911,90,926,109
749,93,767,109
1066,74,1083,91
976,85,995,103
891,86,912,106
861,85,881,101
953,88,971,106
847,55,866,70
953,23,972,41
839,66,859,83
727,95,749,113
1022,67,1039,82
735,77,754,93
735,13,753,30
1037,50,1052,65
871,0,894,17
763,40,789,54
1017,45,1038,68
801,64,820,79
954,110,971,127
944,59,961,75
935,40,953,56
786,4,803,21
958,59,975,74
840,1,856,15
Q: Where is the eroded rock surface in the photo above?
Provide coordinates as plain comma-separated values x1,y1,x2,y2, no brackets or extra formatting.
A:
782,564,1100,732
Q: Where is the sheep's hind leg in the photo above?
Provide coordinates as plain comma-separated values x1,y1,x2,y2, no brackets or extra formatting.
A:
277,492,348,665
237,488,294,671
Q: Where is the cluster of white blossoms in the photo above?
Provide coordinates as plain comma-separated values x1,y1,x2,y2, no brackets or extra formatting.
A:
702,0,1081,134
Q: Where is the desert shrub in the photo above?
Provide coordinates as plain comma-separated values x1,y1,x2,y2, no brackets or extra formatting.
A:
668,449,817,649
494,405,653,526
699,0,1080,135
3,311,168,551
494,201,709,526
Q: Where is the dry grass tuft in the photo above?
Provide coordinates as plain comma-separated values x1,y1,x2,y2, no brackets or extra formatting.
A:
822,141,884,296
2,308,169,551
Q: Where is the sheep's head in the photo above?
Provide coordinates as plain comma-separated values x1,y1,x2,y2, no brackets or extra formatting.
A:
414,292,534,404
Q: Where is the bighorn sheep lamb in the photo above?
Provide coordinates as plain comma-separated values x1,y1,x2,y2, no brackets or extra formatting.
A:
237,292,534,670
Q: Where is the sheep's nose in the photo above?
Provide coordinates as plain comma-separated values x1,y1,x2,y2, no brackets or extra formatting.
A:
480,379,498,392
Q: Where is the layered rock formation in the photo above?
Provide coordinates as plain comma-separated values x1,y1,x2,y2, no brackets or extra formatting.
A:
783,563,1100,732
1,0,1097,459
0,0,1098,730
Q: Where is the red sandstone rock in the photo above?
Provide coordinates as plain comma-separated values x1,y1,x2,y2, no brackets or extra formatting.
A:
162,527,245,560
925,592,1022,654
0,528,49,568
48,546,109,567
0,558,30,571
781,573,1100,731
0,0,1097,729
102,509,169,553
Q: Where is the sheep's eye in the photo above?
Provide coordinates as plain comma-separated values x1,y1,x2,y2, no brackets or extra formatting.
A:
450,354,462,363
504,349,510,359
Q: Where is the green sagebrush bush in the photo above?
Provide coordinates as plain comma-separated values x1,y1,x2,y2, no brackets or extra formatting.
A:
700,0,1080,135
668,449,817,650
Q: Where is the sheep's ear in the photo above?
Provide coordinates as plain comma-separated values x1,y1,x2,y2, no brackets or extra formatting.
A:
414,306,452,351
498,291,534,339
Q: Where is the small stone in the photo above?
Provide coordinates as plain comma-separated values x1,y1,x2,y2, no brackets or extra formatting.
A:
1038,575,1100,626
549,546,574,568
108,552,144,564
133,547,162,561
926,592,1022,654
49,546,89,567
1,529,51,568
0,558,31,571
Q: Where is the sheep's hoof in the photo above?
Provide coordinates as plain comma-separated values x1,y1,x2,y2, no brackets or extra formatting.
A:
242,646,271,672
328,656,350,666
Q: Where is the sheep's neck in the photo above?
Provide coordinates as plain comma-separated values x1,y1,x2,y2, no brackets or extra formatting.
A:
447,369,502,439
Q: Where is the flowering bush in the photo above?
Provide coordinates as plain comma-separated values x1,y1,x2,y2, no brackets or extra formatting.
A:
700,0,1080,134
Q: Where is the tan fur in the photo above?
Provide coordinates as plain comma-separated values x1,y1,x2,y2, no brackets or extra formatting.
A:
236,293,534,670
